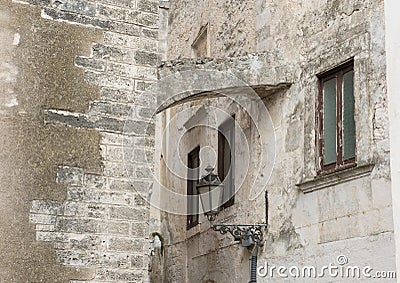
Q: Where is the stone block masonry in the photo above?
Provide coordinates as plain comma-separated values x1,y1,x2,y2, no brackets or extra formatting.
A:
158,1,396,282
16,0,160,282
30,166,149,265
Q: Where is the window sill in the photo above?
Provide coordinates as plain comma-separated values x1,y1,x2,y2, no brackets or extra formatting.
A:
296,164,374,193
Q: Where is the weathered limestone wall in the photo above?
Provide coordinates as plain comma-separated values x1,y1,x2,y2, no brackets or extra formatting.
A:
256,0,394,269
157,95,276,282
384,0,400,276
166,0,256,59
159,0,396,282
0,0,159,282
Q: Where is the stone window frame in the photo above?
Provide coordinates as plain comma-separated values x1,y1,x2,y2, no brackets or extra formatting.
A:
181,102,239,233
191,23,210,58
297,33,374,193
212,102,246,222
218,114,235,209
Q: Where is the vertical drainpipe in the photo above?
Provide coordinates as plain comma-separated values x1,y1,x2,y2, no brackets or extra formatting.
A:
265,190,269,227
249,190,268,282
249,244,259,283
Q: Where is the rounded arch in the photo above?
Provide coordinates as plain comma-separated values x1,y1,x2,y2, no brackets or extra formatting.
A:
123,69,277,215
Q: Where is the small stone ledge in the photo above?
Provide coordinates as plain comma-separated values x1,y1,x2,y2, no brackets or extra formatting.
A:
296,164,375,193
155,53,294,112
158,52,295,90
44,109,154,135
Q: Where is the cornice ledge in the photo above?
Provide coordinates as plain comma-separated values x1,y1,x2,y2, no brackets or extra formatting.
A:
296,164,375,193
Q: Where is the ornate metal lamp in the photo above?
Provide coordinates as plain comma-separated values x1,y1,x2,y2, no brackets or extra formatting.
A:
197,165,268,283
196,166,268,248
196,165,223,222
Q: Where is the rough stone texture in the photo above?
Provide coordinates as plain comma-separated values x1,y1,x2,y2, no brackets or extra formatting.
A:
157,0,396,282
156,54,294,114
0,1,102,282
167,0,256,58
1,0,159,282
385,0,400,276
1,0,397,282
159,53,294,85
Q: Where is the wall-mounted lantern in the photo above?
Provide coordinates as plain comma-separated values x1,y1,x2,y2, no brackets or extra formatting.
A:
197,165,268,246
197,165,268,282
196,165,223,222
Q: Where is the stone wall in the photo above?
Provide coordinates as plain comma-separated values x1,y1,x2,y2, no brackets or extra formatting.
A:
0,0,396,282
159,0,396,282
0,0,159,282
385,0,400,277
166,0,256,59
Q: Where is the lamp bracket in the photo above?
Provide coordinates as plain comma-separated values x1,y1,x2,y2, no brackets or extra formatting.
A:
206,214,217,222
211,224,268,245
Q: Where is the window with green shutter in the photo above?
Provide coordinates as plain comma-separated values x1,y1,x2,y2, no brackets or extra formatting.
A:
317,60,356,173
